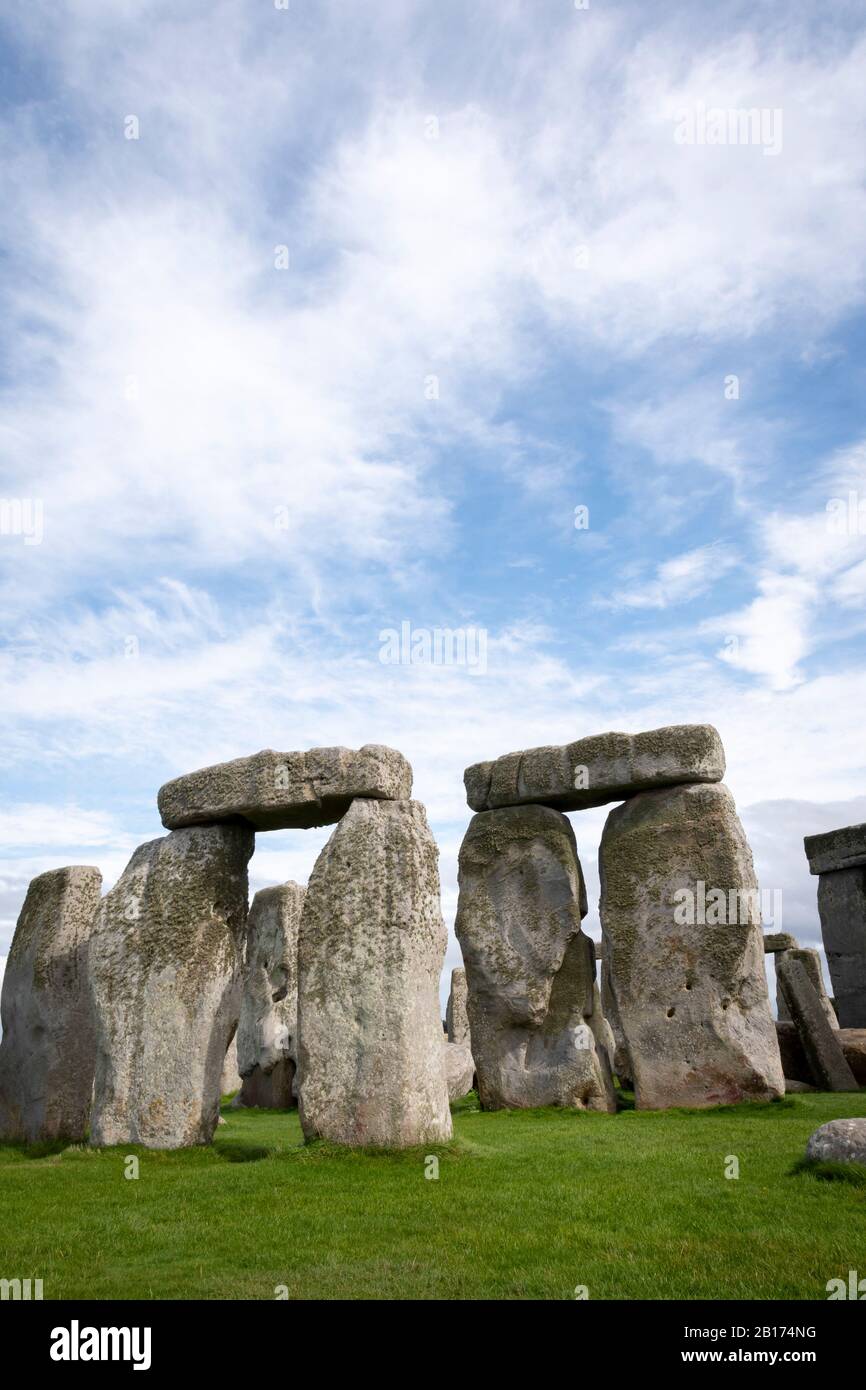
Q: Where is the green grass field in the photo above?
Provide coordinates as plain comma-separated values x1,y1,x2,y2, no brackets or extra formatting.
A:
1,1091,864,1300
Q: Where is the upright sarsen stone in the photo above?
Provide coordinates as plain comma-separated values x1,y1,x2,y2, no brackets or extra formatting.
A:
816,869,866,1028
0,867,102,1143
446,967,469,1044
89,824,254,1148
455,805,616,1113
599,782,783,1110
235,882,304,1110
297,799,451,1147
775,946,837,1031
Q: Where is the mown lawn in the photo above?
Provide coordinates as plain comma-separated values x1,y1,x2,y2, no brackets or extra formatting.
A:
1,1091,864,1300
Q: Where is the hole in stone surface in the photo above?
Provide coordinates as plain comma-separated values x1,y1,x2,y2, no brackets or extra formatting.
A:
666,1006,675,1018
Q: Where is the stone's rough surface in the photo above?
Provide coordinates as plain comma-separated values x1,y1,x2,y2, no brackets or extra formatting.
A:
455,805,616,1113
464,724,724,814
446,967,470,1045
0,867,102,1143
840,1029,866,1085
158,745,412,832
297,799,451,1147
805,1118,866,1165
220,1033,242,1095
804,823,866,875
443,1042,475,1100
816,868,866,1028
764,932,799,953
236,883,303,1109
776,947,837,1031
89,824,254,1148
599,782,784,1110
776,957,859,1093
785,1078,816,1093
232,1061,295,1109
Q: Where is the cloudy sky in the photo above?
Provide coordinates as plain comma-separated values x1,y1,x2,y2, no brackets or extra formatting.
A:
2,0,866,1010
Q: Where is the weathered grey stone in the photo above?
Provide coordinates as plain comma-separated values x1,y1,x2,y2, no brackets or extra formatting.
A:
232,1061,295,1109
816,867,866,1027
776,947,837,1031
443,1041,475,1100
297,798,451,1147
220,1032,242,1095
764,932,798,953
840,1029,866,1086
805,1118,866,1165
158,744,412,831
804,823,866,875
89,824,254,1148
599,782,784,1110
0,867,102,1143
785,1078,816,1093
776,957,858,1093
446,967,470,1045
455,805,616,1113
235,882,303,1110
464,723,724,814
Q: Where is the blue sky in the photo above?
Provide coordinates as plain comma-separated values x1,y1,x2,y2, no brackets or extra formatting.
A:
2,0,866,1009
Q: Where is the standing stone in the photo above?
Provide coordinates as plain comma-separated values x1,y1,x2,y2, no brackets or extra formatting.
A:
455,805,616,1113
464,723,724,813
775,947,837,1030
446,967,470,1044
89,824,254,1148
0,867,102,1143
297,799,451,1147
599,782,783,1110
816,870,866,1028
234,882,303,1110
220,1032,242,1096
443,966,475,1099
776,957,858,1092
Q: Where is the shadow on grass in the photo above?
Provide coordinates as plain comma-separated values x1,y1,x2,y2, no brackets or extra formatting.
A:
0,1138,73,1160
790,1156,866,1187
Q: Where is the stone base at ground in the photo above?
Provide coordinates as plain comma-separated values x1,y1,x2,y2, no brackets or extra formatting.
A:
443,1042,475,1100
232,1060,295,1109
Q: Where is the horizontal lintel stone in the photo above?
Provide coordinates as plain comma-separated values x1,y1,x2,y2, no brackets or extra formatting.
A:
464,723,724,813
804,822,866,875
158,744,412,831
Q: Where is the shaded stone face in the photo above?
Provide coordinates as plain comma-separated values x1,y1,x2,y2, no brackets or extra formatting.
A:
236,882,304,1103
446,967,469,1045
804,822,866,875
776,956,858,1093
443,1041,475,1100
816,867,866,1028
89,824,254,1149
232,1060,295,1110
158,744,412,831
599,782,784,1110
0,866,102,1144
464,723,724,814
455,805,616,1113
297,798,452,1148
